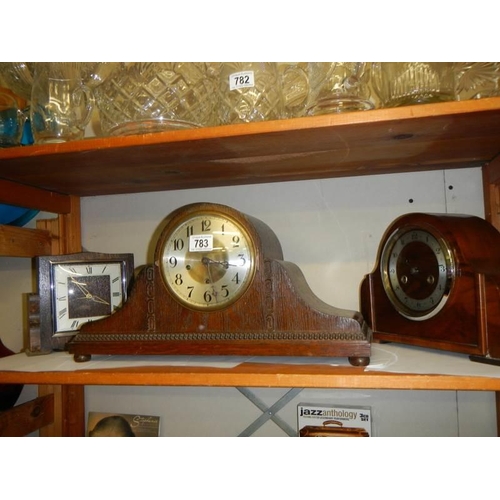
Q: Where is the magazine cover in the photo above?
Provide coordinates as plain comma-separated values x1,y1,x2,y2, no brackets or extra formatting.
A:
87,411,160,437
297,403,372,437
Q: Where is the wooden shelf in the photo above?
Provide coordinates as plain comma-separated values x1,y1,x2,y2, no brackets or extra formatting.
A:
1,98,500,198
3,364,500,391
0,225,51,257
2,346,500,391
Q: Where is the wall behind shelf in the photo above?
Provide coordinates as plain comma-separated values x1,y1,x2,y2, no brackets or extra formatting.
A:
81,167,485,314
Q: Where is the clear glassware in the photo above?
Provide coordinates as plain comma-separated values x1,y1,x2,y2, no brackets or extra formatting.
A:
454,62,500,101
305,62,374,115
279,62,310,118
0,62,115,103
0,62,35,101
94,62,219,136
218,62,284,124
371,62,456,107
30,64,95,143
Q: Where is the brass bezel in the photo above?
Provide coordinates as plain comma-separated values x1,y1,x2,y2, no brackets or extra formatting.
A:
157,205,257,312
380,225,456,321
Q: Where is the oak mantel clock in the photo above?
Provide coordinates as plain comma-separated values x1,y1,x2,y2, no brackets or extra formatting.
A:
360,212,500,365
68,202,371,366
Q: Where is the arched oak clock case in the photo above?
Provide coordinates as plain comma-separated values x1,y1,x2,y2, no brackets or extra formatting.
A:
69,203,371,366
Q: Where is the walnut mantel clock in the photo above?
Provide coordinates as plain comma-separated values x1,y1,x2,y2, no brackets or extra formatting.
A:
360,213,500,365
68,202,371,366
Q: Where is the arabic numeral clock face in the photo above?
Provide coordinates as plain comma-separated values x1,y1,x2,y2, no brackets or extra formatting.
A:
159,211,256,310
53,262,125,333
381,227,455,320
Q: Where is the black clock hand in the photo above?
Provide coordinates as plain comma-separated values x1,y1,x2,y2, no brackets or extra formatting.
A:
201,257,221,301
202,257,216,283
218,260,235,269
201,257,234,269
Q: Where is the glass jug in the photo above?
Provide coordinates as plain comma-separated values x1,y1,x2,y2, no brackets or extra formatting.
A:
279,62,310,118
218,62,284,124
371,62,456,107
30,63,95,143
306,62,374,115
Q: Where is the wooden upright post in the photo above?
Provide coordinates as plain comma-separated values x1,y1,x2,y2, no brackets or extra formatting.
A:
36,196,84,436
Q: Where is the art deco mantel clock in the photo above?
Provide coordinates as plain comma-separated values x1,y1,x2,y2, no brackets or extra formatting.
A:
28,252,134,354
360,212,500,365
68,202,371,366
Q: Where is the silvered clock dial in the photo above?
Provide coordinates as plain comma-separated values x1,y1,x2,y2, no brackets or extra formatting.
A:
158,210,256,311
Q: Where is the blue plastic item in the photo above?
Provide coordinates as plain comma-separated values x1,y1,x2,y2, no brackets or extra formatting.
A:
0,203,39,226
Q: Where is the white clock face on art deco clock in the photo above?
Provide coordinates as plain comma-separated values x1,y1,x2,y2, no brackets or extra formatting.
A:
380,227,455,321
159,212,256,311
52,262,125,333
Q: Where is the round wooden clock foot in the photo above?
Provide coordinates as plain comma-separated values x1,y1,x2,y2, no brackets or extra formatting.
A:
348,356,370,367
74,354,91,363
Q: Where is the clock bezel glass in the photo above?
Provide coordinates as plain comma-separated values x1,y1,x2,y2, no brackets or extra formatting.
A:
380,226,455,321
52,261,126,334
159,209,257,311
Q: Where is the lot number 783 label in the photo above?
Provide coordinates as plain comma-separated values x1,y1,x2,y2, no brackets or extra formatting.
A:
189,234,213,252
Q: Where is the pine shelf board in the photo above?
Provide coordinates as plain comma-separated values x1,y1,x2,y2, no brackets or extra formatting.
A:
1,98,500,198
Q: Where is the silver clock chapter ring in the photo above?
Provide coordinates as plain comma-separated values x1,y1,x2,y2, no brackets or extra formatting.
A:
380,226,455,320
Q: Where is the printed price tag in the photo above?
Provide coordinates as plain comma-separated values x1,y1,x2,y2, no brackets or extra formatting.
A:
189,234,213,252
229,71,255,90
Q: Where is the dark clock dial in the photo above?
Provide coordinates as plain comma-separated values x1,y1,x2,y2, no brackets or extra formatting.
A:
53,262,124,333
381,227,455,320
